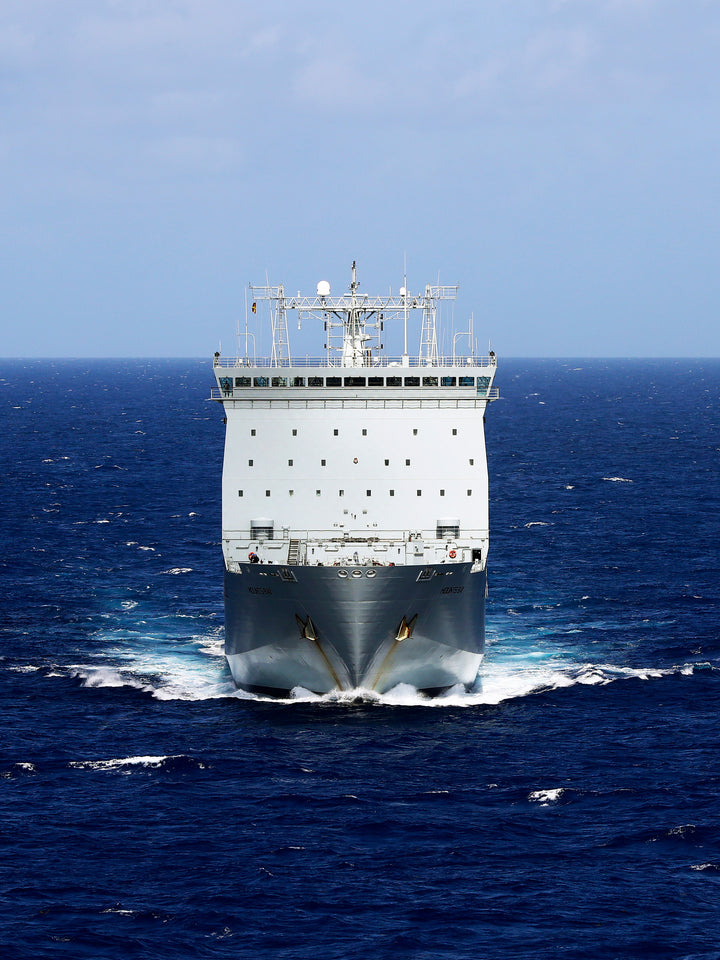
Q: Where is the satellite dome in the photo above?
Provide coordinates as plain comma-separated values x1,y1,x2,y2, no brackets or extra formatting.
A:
317,280,331,297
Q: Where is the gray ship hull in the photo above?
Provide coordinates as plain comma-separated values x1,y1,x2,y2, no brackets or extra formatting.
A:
223,562,486,695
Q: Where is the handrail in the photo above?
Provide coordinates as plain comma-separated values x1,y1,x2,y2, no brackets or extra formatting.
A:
222,529,490,541
210,386,499,401
213,355,497,369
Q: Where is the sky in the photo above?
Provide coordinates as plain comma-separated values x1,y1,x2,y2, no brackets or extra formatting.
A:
2,0,719,358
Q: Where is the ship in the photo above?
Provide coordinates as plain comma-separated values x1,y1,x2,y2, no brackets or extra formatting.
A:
212,262,498,696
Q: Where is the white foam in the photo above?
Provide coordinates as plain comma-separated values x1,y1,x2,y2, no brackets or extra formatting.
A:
161,568,193,575
69,755,177,771
529,788,564,804
602,476,633,482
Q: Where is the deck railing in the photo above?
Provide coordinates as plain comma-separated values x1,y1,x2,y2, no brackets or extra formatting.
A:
213,355,496,369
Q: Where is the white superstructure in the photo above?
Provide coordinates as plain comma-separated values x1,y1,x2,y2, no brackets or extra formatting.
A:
214,263,497,573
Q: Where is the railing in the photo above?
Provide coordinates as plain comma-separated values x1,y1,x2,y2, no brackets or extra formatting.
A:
223,528,490,542
213,355,497,369
210,386,499,401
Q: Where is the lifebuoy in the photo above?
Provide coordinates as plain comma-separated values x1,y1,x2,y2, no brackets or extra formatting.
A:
449,549,457,559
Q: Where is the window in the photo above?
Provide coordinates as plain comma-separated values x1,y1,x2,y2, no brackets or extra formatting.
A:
389,489,395,497
368,376,384,386
288,459,293,466
441,377,457,387
251,429,256,436
316,490,321,496
289,490,294,496
253,376,269,387
321,459,326,466
248,459,254,466
235,376,251,387
292,429,297,436
344,376,366,387
413,429,418,436
339,490,344,497
469,458,474,465
423,376,438,387
467,489,472,496
366,489,372,497
384,459,389,466
326,376,341,387
440,489,445,496
387,376,402,387
333,429,339,436
405,459,410,466
362,428,367,436
452,429,458,436
291,376,306,387
271,376,287,387
265,490,271,497
404,376,420,387
238,490,243,497
308,377,324,387
459,376,475,387
417,489,422,496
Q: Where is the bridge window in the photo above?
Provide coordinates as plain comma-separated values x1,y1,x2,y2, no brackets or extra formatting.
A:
308,377,324,387
459,376,474,387
441,377,456,387
344,376,366,387
423,376,438,387
271,376,287,387
326,376,341,387
404,377,420,386
387,377,402,387
253,376,269,387
291,376,306,387
235,376,251,387
368,376,384,386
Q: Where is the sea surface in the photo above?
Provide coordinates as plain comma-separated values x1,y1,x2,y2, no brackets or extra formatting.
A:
1,358,719,959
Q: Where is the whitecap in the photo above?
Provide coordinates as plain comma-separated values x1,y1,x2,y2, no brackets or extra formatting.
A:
525,521,550,528
69,755,178,771
602,476,633,483
529,788,564,804
161,567,193,575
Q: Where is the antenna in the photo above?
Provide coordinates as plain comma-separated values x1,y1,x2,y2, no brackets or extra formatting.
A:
401,253,409,367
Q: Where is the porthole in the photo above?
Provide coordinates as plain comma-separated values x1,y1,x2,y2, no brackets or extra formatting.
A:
351,569,363,578
366,570,377,578
338,569,348,578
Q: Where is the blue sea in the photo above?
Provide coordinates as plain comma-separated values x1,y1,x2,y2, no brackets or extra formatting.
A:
2,358,719,959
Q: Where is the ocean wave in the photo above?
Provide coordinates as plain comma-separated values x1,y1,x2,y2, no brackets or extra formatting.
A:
68,755,205,773
528,788,564,804
602,476,633,482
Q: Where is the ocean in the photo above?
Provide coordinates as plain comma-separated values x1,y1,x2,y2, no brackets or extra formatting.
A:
1,358,719,959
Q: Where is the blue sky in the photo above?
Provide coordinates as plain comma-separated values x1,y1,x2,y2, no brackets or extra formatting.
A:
2,0,719,357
